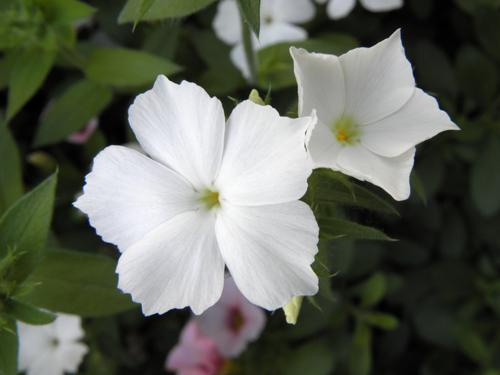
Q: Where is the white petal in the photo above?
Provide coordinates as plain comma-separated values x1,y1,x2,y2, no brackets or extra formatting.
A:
215,201,319,310
56,343,88,372
216,100,315,206
53,314,84,342
74,146,197,251
270,0,316,23
360,0,403,12
337,145,416,200
308,121,343,169
259,22,308,48
339,29,416,125
116,211,225,315
361,88,460,157
18,323,51,371
213,0,242,45
230,43,252,80
129,75,225,190
326,0,357,19
290,47,346,124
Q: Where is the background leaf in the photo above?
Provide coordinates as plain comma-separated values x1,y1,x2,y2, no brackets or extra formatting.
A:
0,319,17,375
118,0,217,23
237,0,261,36
4,299,56,325
471,137,500,216
0,122,22,216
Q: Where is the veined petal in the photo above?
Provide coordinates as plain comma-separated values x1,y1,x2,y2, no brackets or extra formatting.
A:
339,29,416,125
337,145,415,201
360,0,403,12
74,146,198,252
215,201,319,310
270,0,316,24
213,0,241,45
326,0,357,19
129,75,225,190
290,47,346,124
216,100,315,206
361,88,460,158
308,121,344,169
117,211,225,315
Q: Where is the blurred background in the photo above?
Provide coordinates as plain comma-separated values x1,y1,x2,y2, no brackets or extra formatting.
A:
1,0,500,374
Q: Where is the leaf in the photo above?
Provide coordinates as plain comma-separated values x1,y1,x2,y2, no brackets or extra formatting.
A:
319,218,395,242
0,122,22,215
354,273,387,308
282,339,336,375
349,322,372,375
360,311,399,331
0,172,57,284
237,0,260,36
7,48,55,121
133,0,156,30
4,298,56,325
18,249,137,317
118,0,217,23
84,47,181,88
0,319,17,375
455,326,491,365
36,0,95,25
34,80,112,146
471,137,500,216
410,170,427,205
474,9,500,62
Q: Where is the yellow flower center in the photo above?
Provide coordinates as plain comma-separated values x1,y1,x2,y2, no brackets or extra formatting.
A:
199,189,220,210
331,116,360,145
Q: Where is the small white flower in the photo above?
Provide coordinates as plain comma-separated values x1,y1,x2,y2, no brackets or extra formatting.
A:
213,0,315,79
18,314,88,375
74,75,319,316
315,0,403,19
291,30,459,201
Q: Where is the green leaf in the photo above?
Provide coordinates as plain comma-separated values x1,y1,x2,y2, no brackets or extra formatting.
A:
471,137,500,216
0,172,57,284
84,47,181,88
36,0,95,25
455,326,491,365
118,0,217,23
349,322,372,375
34,80,112,147
360,311,399,331
7,48,55,121
237,0,261,36
133,0,156,30
19,249,137,317
319,218,395,242
282,339,336,375
4,298,56,325
0,319,17,375
0,122,22,216
410,170,427,205
354,273,387,308
474,9,500,62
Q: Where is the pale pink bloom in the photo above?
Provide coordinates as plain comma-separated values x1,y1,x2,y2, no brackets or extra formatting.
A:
166,321,225,375
67,118,99,144
197,277,266,358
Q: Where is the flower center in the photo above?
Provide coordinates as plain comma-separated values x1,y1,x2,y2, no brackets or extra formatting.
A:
199,189,220,210
227,306,245,334
331,116,360,145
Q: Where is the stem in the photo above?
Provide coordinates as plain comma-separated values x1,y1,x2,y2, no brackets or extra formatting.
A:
239,9,258,84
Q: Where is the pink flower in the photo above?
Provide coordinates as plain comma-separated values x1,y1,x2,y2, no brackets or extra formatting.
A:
67,118,98,144
166,320,225,375
197,277,266,358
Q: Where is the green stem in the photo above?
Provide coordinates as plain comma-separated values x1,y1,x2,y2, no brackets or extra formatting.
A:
239,9,258,84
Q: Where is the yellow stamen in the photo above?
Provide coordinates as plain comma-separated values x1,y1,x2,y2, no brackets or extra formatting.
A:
200,190,220,210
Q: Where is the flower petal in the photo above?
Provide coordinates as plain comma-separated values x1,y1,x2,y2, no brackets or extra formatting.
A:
56,343,88,372
116,211,225,315
339,29,416,125
129,75,225,190
290,47,346,125
74,146,198,251
259,22,308,48
337,145,416,201
216,100,315,206
53,314,84,342
213,0,241,45
326,0,357,19
308,121,343,170
268,0,316,24
361,88,460,158
215,201,319,310
360,0,403,12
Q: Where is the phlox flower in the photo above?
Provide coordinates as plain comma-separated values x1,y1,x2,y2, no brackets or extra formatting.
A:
213,0,315,79
74,75,319,315
197,277,266,358
166,320,225,375
315,0,403,19
291,30,459,200
18,314,88,375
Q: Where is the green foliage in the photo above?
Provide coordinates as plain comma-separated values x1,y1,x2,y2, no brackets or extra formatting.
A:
118,0,217,23
34,80,112,146
4,299,56,325
18,249,137,317
471,137,500,216
84,47,181,88
0,122,22,215
319,218,394,241
0,319,17,375
237,0,261,36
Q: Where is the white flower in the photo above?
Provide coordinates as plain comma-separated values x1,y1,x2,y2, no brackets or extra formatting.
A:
74,75,319,316
18,314,88,375
291,30,459,201
213,0,315,79
315,0,403,19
